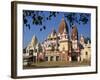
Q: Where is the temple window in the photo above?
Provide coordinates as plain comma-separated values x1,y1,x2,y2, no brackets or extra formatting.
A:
56,56,59,61
85,51,88,56
45,57,48,61
29,49,33,55
35,49,37,52
50,56,53,61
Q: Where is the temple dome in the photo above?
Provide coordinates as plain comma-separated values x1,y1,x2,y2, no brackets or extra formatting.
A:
27,35,38,49
48,28,57,39
80,34,85,42
71,25,78,40
58,18,69,34
31,35,38,47
51,28,57,36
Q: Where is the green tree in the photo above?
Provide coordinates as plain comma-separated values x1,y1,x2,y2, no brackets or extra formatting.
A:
23,10,90,31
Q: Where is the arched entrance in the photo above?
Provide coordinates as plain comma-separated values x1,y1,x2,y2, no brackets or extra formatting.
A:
71,52,78,61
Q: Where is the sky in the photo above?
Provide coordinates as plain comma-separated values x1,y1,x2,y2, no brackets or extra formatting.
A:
23,10,91,48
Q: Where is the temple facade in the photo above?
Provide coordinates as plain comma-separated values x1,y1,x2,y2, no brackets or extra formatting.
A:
23,18,91,65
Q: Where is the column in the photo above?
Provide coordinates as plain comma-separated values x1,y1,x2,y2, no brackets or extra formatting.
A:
53,56,56,61
48,56,51,61
77,56,80,62
69,56,71,62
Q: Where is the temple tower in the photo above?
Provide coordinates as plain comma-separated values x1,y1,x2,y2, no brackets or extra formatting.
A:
71,24,80,61
58,18,69,61
58,18,69,51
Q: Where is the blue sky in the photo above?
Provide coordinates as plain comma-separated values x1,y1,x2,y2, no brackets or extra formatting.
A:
23,10,91,48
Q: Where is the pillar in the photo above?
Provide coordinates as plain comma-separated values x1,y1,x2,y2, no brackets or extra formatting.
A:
77,56,80,62
48,56,51,61
53,56,56,61
69,56,71,62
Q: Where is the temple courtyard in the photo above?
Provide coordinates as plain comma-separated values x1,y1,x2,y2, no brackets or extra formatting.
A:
23,61,90,69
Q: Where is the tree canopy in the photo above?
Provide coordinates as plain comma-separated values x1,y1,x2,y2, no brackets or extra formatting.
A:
23,10,90,31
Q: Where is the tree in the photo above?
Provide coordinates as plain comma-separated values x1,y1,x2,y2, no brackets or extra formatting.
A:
23,10,90,31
